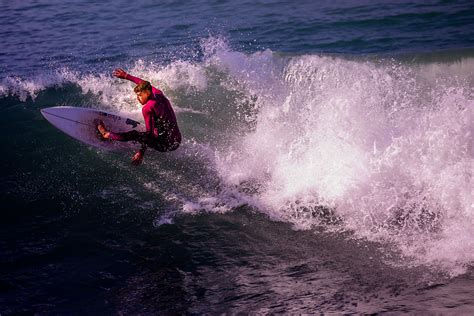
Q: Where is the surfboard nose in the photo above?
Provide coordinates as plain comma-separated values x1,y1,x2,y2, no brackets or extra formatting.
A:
40,108,48,118
40,106,62,119
40,107,52,122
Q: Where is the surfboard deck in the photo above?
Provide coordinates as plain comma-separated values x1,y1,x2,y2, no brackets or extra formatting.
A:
40,106,145,152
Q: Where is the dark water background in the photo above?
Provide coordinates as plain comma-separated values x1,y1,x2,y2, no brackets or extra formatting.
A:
1,0,474,313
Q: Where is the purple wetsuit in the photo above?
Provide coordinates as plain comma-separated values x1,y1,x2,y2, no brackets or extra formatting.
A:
108,74,181,152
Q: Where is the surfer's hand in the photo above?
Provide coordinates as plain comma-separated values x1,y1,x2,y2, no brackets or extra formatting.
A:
113,68,128,79
131,150,143,166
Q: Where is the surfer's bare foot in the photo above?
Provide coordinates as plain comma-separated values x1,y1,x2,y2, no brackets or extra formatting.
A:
96,119,110,139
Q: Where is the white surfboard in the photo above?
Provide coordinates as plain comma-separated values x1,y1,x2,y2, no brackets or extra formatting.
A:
40,106,145,152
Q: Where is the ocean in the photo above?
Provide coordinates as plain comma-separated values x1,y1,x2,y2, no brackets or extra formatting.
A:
1,0,473,313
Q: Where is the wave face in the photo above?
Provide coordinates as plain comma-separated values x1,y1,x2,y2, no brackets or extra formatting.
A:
2,38,473,276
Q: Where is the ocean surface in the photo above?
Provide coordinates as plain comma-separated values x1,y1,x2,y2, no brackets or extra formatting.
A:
1,0,474,313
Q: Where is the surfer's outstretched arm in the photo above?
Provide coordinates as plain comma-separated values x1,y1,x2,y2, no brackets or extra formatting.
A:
113,68,144,85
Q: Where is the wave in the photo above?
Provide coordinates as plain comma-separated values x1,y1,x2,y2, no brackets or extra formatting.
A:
212,42,473,276
214,43,473,275
2,37,473,276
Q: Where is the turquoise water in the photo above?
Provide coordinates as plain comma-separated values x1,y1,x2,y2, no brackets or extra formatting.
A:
1,0,474,314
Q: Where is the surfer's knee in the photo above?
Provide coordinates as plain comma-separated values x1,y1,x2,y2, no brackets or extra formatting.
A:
169,143,180,151
165,140,180,152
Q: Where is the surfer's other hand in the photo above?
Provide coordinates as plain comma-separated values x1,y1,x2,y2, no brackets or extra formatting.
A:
131,150,144,166
113,68,128,79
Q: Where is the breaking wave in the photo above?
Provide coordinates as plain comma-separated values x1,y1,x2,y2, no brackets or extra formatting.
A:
3,37,473,276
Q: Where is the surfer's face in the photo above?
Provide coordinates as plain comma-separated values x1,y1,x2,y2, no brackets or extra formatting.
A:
136,90,151,105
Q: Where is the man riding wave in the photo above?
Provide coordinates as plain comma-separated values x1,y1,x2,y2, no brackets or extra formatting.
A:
97,68,181,165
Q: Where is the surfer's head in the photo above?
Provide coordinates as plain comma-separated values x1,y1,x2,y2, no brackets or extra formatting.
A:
134,81,152,105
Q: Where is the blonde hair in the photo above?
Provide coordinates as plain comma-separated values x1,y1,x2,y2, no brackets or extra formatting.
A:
134,81,152,93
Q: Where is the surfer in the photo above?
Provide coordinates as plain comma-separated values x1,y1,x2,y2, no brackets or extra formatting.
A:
97,68,182,165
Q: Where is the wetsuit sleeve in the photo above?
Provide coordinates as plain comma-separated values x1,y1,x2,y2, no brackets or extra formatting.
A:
136,105,155,154
142,105,155,136
124,73,144,85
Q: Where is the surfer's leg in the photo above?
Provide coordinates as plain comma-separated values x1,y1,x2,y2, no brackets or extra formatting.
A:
96,120,144,142
108,130,143,142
